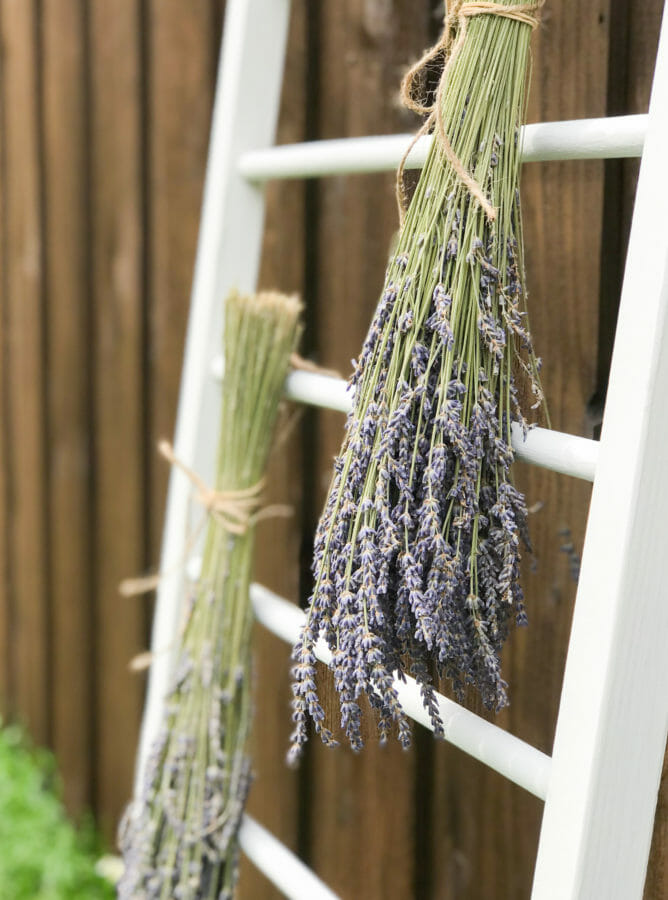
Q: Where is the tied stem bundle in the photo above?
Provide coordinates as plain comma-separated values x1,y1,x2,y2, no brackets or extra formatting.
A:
119,290,301,900
290,1,545,759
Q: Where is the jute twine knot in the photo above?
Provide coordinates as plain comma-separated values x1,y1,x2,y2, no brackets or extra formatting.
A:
396,0,544,224
119,441,291,605
156,440,266,536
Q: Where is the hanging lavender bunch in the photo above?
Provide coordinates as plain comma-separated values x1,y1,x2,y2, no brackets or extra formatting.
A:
119,290,301,900
290,0,546,760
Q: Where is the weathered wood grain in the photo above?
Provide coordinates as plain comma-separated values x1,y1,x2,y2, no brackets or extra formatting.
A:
0,1,9,716
648,747,668,899
42,0,94,817
88,0,147,837
146,0,220,563
0,0,50,746
239,2,308,898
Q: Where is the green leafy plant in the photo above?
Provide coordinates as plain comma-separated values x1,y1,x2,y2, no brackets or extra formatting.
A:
0,720,114,900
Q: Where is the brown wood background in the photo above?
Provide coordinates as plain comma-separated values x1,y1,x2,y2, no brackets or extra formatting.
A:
0,1,665,897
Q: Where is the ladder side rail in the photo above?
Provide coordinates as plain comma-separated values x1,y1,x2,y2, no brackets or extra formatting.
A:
135,0,293,792
532,5,668,897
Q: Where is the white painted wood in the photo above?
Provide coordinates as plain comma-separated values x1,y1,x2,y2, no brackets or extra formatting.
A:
135,0,293,791
238,816,340,900
285,369,598,479
520,113,646,161
506,423,598,483
238,114,647,181
250,583,551,799
532,7,668,898
212,362,598,480
283,368,351,412
96,820,337,899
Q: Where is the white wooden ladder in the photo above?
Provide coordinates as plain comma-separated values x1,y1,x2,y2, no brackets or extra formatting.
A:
133,2,668,897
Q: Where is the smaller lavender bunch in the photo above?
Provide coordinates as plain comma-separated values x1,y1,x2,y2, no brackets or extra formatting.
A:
289,1,546,761
119,290,301,900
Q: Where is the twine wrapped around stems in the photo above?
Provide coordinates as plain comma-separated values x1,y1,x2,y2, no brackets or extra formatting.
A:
119,441,292,602
156,440,267,536
396,0,544,223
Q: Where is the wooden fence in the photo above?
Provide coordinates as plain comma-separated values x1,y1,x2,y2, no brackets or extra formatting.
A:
0,1,665,897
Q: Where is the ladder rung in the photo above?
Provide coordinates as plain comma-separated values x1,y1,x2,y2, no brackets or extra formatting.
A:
210,364,598,481
283,369,350,412
250,583,552,800
239,815,340,900
284,369,598,482
238,114,647,181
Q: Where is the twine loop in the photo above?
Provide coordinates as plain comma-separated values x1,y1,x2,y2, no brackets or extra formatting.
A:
119,441,292,604
397,0,544,224
157,441,266,537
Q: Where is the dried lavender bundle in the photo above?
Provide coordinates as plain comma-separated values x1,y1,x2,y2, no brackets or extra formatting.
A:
290,1,546,759
119,290,301,900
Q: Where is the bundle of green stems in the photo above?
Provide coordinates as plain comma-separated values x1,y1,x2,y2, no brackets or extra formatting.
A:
120,290,301,900
290,1,546,758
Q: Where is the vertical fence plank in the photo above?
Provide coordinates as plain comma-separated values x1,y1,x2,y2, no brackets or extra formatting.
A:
427,2,611,897
89,0,147,837
0,2,8,714
146,0,220,563
306,3,433,897
236,3,307,899
0,0,50,747
647,751,668,898
41,0,94,816
507,0,609,891
142,1,217,823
